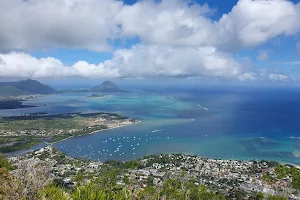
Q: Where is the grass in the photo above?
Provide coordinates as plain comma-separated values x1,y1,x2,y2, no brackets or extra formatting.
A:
0,118,84,131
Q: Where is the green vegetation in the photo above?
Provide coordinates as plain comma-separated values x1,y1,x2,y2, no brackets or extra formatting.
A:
267,195,288,200
291,168,300,190
39,185,70,200
274,165,300,190
262,173,276,183
40,170,228,200
0,117,82,131
0,154,14,170
248,192,287,200
0,85,30,97
0,112,131,153
124,160,139,169
91,81,121,92
0,139,41,153
0,79,56,96
275,165,291,179
0,113,124,133
49,134,72,143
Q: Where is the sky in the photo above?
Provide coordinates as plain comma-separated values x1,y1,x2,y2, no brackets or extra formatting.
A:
0,0,300,83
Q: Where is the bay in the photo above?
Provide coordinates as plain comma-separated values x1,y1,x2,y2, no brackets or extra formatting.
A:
1,85,300,165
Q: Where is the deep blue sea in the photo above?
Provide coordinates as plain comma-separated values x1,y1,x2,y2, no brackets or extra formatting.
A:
2,84,300,165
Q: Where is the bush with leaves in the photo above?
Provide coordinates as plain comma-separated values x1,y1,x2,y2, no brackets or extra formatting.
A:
0,159,52,200
39,184,70,200
0,154,14,170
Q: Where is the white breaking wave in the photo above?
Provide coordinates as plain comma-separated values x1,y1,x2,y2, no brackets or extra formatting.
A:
197,104,209,111
290,136,300,139
152,129,164,133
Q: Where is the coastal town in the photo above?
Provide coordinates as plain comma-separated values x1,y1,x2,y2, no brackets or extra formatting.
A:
7,145,300,200
0,94,42,101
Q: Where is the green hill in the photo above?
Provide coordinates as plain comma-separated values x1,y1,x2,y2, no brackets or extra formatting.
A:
91,81,121,92
0,85,30,96
0,79,56,96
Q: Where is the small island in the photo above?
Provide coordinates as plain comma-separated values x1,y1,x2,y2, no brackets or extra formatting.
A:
91,80,128,93
85,94,106,98
0,112,139,153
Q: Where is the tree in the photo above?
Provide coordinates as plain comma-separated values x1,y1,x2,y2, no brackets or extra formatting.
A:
124,160,139,169
275,165,290,179
0,154,14,170
139,186,159,200
74,171,85,184
291,168,300,190
96,169,117,191
255,192,264,200
188,184,218,200
123,175,129,185
72,183,106,200
161,178,182,199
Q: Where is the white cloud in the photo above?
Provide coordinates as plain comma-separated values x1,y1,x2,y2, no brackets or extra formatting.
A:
239,68,294,82
0,0,299,80
1,50,293,81
257,68,292,81
238,73,256,81
218,0,300,48
257,52,269,61
0,46,243,79
269,73,288,81
0,52,119,78
109,45,243,78
116,0,300,50
0,0,299,52
0,0,123,52
115,0,217,47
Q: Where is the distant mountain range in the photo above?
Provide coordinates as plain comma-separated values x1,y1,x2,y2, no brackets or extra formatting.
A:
58,81,126,93
0,79,56,96
0,80,126,97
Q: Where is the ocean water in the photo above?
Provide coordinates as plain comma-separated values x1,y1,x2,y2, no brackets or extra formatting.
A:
2,85,300,165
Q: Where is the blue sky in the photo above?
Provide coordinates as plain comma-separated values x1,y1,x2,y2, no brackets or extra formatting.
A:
0,0,300,82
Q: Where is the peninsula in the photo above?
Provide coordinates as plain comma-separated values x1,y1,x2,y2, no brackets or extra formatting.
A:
0,112,139,153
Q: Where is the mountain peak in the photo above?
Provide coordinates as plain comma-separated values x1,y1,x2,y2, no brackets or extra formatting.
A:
91,81,121,92
20,79,38,83
0,79,56,96
102,80,115,84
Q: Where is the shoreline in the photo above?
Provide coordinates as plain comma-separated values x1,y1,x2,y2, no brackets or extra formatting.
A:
278,161,300,169
49,120,140,145
26,143,300,170
1,120,140,155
